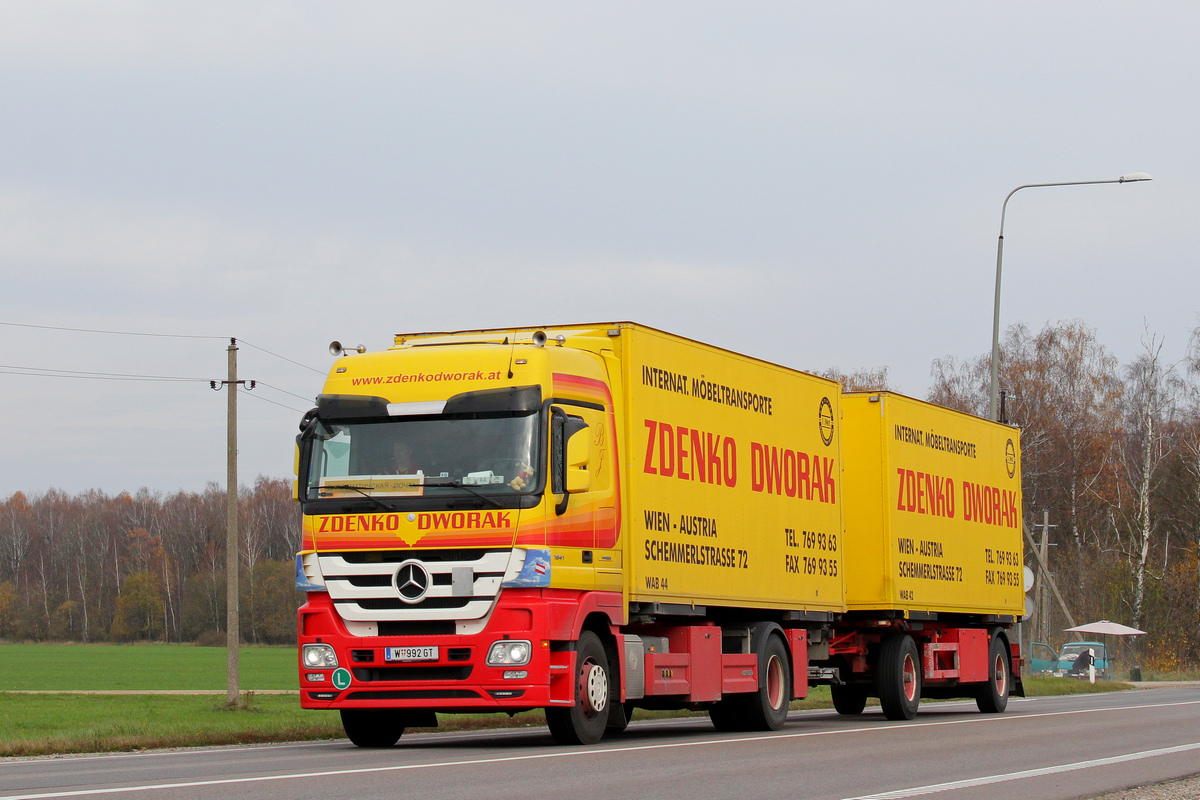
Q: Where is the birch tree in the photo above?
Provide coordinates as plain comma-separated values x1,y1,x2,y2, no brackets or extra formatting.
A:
1117,332,1177,631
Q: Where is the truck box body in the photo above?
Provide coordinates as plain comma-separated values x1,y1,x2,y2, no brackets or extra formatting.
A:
622,326,845,614
840,392,1023,616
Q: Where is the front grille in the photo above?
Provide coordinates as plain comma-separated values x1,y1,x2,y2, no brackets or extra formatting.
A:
351,650,375,663
320,549,516,623
347,575,392,588
342,549,498,564
356,597,475,611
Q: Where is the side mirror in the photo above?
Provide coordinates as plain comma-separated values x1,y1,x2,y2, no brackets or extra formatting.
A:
566,432,591,494
552,408,590,514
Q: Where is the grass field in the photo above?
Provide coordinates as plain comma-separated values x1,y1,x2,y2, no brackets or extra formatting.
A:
1,643,297,691
0,693,343,757
0,643,1137,757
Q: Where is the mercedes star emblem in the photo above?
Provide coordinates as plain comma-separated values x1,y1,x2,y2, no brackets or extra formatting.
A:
395,561,431,603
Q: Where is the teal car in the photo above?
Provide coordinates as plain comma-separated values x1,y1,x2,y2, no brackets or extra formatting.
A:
1057,641,1109,678
1028,641,1110,678
1029,642,1059,674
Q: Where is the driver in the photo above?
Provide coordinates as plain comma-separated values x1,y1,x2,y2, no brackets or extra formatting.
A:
389,440,426,475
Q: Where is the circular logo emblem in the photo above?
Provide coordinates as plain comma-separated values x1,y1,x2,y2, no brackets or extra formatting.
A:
1005,438,1017,478
331,667,352,691
407,513,416,522
818,397,835,446
394,560,431,604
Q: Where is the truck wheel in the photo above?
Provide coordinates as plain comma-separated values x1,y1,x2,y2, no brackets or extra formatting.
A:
708,700,746,732
877,634,921,721
709,632,791,732
976,634,1010,713
830,684,867,715
743,633,791,731
340,709,404,747
547,631,612,745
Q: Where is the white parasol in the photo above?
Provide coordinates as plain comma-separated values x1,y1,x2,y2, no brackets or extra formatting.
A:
1064,620,1146,636
1062,620,1147,679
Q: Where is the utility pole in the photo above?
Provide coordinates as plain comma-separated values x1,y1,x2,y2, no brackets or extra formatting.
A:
211,339,255,707
1023,520,1076,630
1035,510,1056,644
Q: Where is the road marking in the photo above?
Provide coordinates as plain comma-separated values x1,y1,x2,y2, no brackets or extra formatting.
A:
841,741,1200,799
2,699,1198,799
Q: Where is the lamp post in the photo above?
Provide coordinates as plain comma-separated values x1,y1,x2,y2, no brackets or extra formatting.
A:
988,173,1152,421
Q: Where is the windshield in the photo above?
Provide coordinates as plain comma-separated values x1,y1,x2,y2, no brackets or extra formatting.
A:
1060,644,1102,658
305,411,539,500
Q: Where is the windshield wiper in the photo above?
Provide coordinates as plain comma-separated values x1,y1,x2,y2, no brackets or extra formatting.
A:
319,484,398,512
424,477,504,507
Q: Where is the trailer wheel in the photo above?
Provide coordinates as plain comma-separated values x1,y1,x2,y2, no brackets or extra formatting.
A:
830,684,867,715
547,631,612,745
340,709,404,747
975,634,1010,713
877,634,921,721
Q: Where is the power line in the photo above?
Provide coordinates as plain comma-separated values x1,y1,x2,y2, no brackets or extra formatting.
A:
255,381,315,404
238,340,326,375
0,320,224,340
0,321,328,375
240,389,307,414
0,364,209,382
1,364,315,405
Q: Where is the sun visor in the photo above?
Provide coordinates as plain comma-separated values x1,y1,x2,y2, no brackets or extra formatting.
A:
315,394,390,419
444,386,542,414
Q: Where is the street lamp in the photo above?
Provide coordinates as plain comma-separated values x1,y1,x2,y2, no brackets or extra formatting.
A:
988,173,1152,421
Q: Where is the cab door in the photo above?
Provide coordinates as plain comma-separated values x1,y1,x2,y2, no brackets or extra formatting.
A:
546,402,620,592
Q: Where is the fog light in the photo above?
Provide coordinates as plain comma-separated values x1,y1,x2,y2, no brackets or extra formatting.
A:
503,670,528,680
305,673,326,682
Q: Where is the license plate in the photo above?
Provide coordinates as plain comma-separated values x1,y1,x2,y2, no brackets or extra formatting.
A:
385,646,439,662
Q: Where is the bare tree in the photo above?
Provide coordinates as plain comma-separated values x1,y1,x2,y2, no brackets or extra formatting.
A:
813,366,892,393
0,492,33,590
1178,326,1200,635
1116,331,1178,631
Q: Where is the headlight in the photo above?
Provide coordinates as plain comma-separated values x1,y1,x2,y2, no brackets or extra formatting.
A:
302,644,338,668
487,639,532,666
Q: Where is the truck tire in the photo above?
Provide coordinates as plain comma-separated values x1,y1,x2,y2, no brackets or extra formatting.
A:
876,634,921,721
547,631,612,745
744,633,791,730
708,699,746,731
708,631,791,732
830,684,868,715
975,633,1010,713
340,709,404,747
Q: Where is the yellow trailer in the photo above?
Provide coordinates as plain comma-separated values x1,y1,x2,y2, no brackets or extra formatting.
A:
841,392,1023,617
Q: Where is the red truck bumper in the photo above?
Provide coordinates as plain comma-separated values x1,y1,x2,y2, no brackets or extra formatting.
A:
298,590,565,712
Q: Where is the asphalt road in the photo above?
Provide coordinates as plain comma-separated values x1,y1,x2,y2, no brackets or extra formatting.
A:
4,687,1199,800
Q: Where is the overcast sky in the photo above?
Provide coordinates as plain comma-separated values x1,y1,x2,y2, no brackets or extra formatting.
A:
1,2,1194,496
